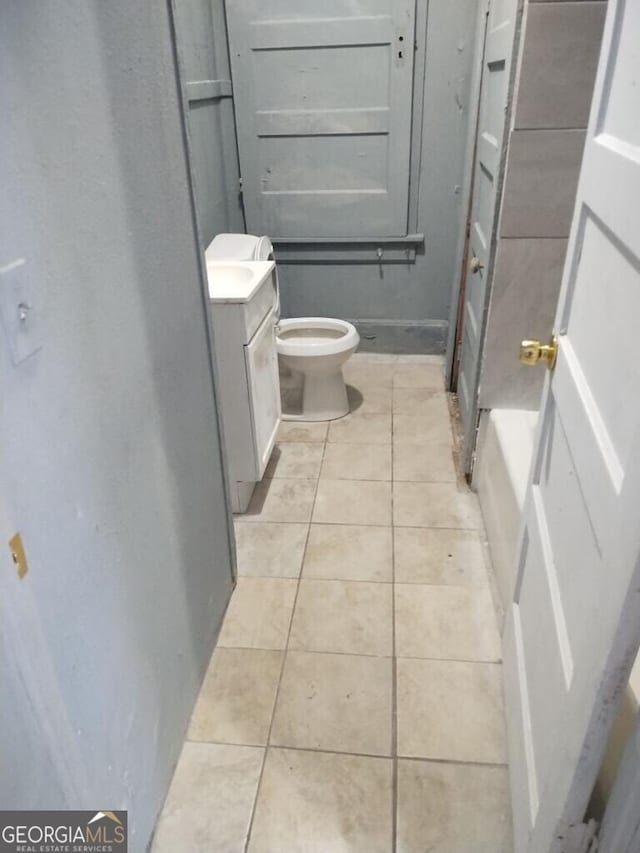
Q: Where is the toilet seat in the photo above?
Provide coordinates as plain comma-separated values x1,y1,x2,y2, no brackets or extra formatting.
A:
276,318,359,357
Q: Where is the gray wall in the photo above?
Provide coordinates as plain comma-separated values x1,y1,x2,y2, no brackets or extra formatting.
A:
478,0,606,408
270,0,479,352
0,3,234,850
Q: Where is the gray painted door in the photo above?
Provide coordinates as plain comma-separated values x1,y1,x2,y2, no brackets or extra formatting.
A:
457,0,518,469
173,0,244,243
225,0,415,238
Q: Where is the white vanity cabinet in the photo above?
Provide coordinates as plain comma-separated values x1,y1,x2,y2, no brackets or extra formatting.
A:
207,260,281,513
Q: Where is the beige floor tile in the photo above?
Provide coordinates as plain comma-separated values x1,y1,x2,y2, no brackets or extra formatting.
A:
392,386,448,414
393,439,457,482
218,578,298,650
393,482,481,529
313,479,392,526
271,651,392,755
264,442,324,479
395,354,445,365
328,412,392,445
394,527,488,586
188,648,282,746
303,523,393,582
397,760,512,853
277,421,328,443
395,584,501,662
321,442,391,481
343,362,394,389
397,658,507,763
393,411,452,444
153,742,263,853
248,748,393,853
393,363,443,388
234,521,308,578
244,478,317,523
347,383,393,415
289,579,393,656
350,353,398,364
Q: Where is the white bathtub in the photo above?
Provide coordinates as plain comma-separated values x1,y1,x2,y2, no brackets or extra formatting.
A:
473,408,538,617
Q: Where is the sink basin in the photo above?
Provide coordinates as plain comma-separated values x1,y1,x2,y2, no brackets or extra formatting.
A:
206,260,275,303
209,264,254,287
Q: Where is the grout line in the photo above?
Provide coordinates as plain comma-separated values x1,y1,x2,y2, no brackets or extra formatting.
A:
393,753,509,769
394,653,503,666
188,738,394,761
219,644,394,659
183,737,508,770
287,575,489,588
294,575,394,585
390,578,490,588
390,396,398,853
243,434,328,852
239,574,395,585
236,518,484,534
240,519,483,531
215,644,502,666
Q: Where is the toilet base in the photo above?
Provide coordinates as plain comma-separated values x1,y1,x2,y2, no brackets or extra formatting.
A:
282,368,349,422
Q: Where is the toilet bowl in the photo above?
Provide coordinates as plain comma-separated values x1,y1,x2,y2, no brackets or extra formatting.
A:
205,233,359,421
277,317,359,421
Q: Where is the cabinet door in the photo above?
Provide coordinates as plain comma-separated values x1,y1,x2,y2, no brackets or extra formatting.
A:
244,310,281,479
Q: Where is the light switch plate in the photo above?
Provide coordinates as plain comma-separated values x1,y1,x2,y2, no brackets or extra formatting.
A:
0,258,43,365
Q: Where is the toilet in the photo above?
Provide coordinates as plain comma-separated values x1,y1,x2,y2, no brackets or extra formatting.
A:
205,234,359,421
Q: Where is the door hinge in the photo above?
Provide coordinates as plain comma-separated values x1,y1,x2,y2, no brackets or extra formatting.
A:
239,176,244,194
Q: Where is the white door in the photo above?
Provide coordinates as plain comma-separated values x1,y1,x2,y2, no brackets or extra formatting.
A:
244,310,281,479
504,3,640,851
225,0,415,238
457,0,518,469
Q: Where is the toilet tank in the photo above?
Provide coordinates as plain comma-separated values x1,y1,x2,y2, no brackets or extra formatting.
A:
205,233,260,262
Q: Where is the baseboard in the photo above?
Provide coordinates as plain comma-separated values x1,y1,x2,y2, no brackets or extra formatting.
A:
349,319,448,354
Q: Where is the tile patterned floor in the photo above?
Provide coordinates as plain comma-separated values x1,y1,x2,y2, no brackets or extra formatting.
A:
153,354,513,853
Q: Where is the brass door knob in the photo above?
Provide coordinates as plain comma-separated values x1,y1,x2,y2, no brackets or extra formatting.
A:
469,256,484,274
519,337,557,369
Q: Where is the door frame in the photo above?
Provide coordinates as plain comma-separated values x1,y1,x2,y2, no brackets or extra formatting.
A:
446,0,524,475
168,0,238,576
446,0,489,390
447,0,489,394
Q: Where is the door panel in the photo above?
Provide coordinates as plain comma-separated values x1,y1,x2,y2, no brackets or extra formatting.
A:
226,0,415,238
505,2,640,850
244,311,281,479
457,0,518,464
